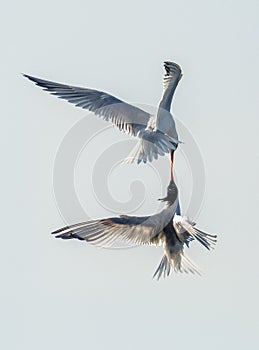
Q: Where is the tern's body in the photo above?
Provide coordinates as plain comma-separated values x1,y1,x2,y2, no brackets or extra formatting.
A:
24,61,182,165
52,181,217,279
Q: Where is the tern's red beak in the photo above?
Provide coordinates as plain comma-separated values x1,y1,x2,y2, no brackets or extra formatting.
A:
170,151,174,181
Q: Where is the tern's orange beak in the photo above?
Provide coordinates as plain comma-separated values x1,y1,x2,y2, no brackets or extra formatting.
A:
170,151,174,181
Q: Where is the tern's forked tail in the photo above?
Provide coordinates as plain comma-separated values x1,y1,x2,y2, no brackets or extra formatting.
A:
124,130,178,164
153,252,201,280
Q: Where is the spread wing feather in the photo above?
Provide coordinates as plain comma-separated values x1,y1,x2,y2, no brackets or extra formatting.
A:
159,61,182,111
23,74,150,137
173,215,217,250
52,203,178,248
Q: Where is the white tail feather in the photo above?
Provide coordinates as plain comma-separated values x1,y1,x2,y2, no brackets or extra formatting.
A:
153,251,201,280
124,139,166,164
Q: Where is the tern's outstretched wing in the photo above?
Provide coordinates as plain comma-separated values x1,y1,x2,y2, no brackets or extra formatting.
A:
159,61,182,112
52,201,178,248
173,215,217,250
155,62,182,140
24,74,179,160
23,74,149,136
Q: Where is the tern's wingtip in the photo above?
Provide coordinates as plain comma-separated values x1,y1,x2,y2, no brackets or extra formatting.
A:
22,73,32,80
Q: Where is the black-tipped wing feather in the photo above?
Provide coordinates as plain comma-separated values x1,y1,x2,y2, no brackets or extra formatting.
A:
52,202,178,248
53,215,160,247
159,62,182,111
182,225,217,250
173,216,217,251
23,74,150,137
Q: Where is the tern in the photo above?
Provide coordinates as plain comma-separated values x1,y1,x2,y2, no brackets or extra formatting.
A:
23,61,182,174
52,180,217,279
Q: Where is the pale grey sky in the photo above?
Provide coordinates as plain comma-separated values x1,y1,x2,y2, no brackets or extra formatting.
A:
1,0,259,349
